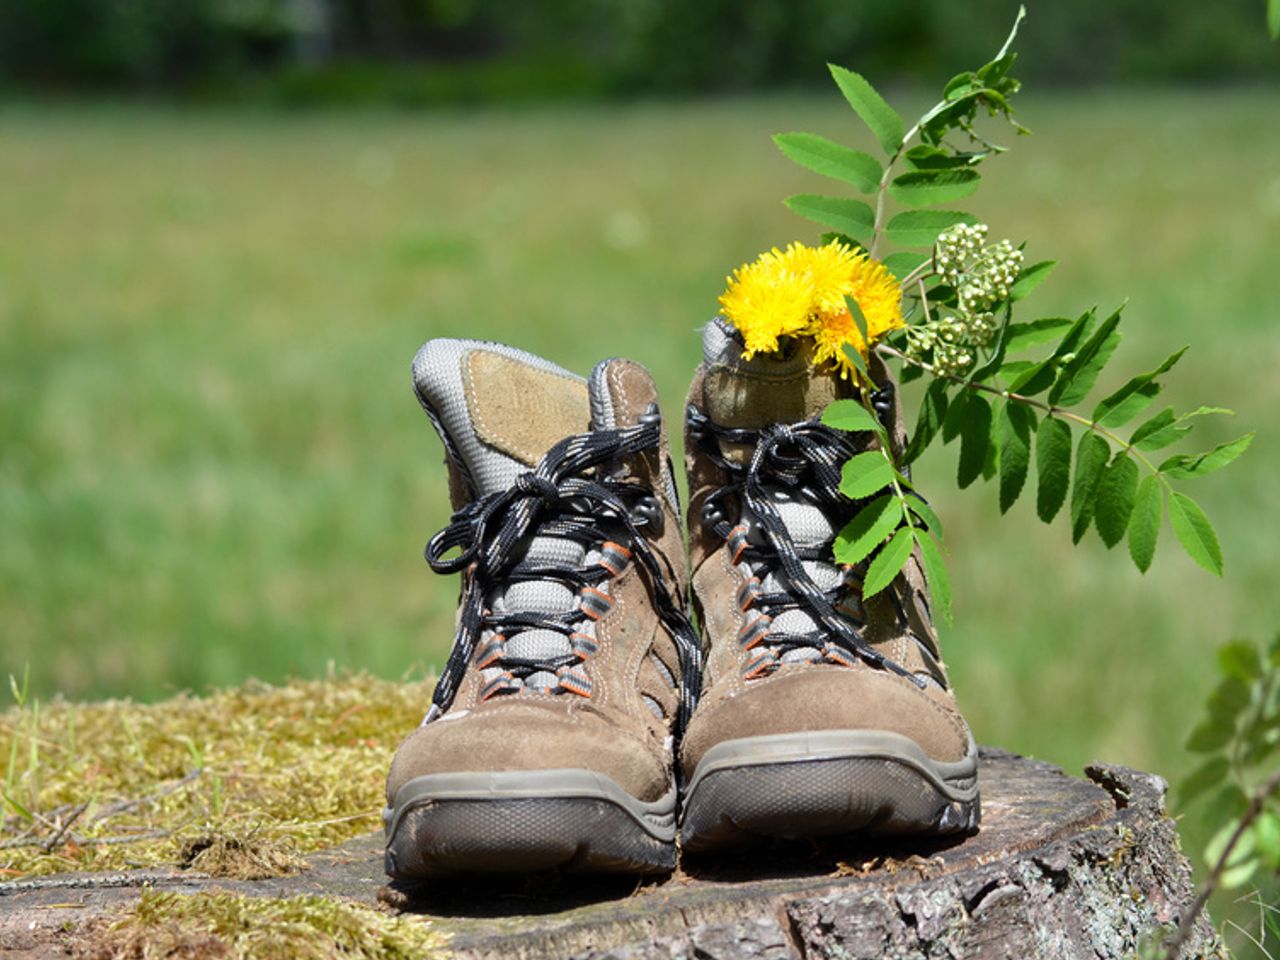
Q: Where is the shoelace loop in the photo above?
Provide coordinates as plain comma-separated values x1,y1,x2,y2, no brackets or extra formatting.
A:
687,403,923,688
423,412,704,735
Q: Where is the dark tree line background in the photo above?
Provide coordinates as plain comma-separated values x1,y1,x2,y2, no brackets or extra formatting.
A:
2,0,1277,103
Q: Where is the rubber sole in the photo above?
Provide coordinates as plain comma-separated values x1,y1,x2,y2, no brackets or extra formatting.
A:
680,730,980,854
383,769,677,879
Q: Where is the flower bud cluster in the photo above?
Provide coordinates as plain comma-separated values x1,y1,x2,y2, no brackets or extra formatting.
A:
906,223,1025,376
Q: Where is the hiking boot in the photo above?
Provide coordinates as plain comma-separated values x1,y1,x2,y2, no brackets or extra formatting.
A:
678,317,979,853
384,339,700,878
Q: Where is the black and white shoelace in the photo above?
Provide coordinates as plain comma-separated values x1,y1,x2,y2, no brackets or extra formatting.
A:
687,403,922,687
422,411,704,738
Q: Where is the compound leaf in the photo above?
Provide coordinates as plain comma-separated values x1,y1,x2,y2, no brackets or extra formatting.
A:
834,493,903,566
1168,490,1223,576
957,393,992,489
1127,474,1162,573
914,530,953,626
863,526,915,599
784,194,875,241
1095,454,1139,548
822,399,883,435
1035,415,1072,522
1049,307,1123,407
774,132,882,192
1160,434,1254,480
829,64,905,155
998,401,1034,513
1010,260,1056,301
889,169,981,207
885,209,978,247
1071,432,1110,543
840,451,896,499
902,379,949,465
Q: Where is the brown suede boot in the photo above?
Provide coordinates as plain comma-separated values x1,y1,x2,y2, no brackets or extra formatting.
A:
678,317,979,853
384,340,699,878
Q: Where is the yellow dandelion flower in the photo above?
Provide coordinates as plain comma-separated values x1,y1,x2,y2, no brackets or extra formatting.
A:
776,240,861,316
811,252,904,378
718,249,813,359
718,240,903,376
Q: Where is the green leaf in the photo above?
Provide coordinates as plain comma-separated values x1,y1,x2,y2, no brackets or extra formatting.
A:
1049,307,1123,407
941,388,969,444
997,402,1034,514
1002,317,1074,354
1185,719,1233,755
1049,308,1097,365
822,399,883,435
1094,454,1139,548
840,451,896,499
1127,474,1162,573
889,169,981,207
1009,260,1056,301
882,251,929,280
784,194,875,241
1217,640,1263,683
957,394,992,489
1159,433,1254,480
841,342,872,381
1070,433,1110,543
773,132,883,193
1205,819,1259,890
1168,491,1223,575
863,526,915,599
902,144,973,170
885,210,978,247
1255,812,1280,872
902,380,949,465
1091,347,1187,428
1006,356,1057,397
905,492,944,538
966,313,1012,383
1177,755,1230,807
1130,407,1191,452
834,493,903,566
1270,0,1280,40
914,530,953,626
1178,405,1235,421
1035,415,1072,522
828,64,905,155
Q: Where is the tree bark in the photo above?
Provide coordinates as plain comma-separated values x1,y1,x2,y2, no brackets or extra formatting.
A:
0,748,1220,959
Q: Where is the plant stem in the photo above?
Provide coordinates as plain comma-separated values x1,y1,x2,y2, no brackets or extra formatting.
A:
1163,766,1280,960
874,342,1169,485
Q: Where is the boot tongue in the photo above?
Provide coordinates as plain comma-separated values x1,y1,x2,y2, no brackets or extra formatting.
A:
412,339,613,694
701,317,850,657
412,339,592,497
700,316,845,431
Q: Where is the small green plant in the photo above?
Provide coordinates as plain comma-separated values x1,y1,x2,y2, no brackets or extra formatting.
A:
1166,635,1280,958
717,7,1252,624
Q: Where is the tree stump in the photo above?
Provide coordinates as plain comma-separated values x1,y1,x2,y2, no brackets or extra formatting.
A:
0,748,1218,959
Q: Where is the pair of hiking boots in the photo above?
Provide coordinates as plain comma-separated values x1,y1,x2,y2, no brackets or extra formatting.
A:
383,318,979,879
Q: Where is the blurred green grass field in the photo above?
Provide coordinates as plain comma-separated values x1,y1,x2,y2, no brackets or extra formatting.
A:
2,91,1277,804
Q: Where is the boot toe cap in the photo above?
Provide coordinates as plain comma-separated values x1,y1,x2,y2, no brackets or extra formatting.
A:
680,666,971,778
388,700,671,805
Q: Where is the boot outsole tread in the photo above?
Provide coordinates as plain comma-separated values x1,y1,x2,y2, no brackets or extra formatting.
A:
681,753,980,853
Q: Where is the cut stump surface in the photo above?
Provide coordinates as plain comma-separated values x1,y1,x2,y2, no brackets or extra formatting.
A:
0,748,1218,959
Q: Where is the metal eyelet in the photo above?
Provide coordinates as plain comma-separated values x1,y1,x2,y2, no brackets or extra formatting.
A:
631,495,665,536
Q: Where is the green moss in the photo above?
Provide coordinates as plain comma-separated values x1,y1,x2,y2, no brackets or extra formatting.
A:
0,674,430,878
88,890,448,960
